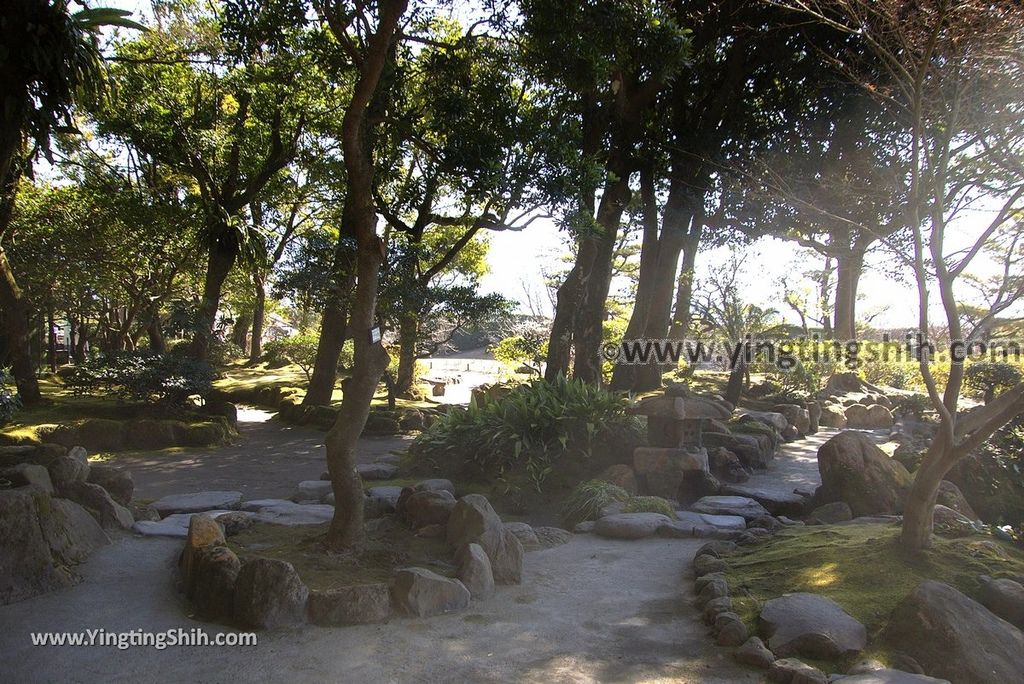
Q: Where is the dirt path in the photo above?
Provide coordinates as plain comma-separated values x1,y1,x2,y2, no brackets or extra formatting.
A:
109,407,414,501
0,534,756,683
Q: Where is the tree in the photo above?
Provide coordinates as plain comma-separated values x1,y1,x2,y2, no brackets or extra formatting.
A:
779,0,1024,552
95,0,317,360
0,1,143,402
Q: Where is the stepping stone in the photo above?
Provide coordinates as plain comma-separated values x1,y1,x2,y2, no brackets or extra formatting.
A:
676,510,747,530
294,480,332,502
151,491,243,515
719,484,807,516
242,499,334,526
594,512,671,540
356,463,398,480
133,510,247,537
690,495,770,521
833,671,949,683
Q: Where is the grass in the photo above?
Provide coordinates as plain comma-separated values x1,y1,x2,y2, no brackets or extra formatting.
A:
227,520,453,591
723,523,1024,666
214,362,436,410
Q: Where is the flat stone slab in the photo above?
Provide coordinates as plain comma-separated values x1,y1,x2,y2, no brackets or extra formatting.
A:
759,592,867,660
719,484,807,515
356,463,398,480
294,480,332,502
594,513,671,540
151,491,242,515
366,486,403,499
833,670,949,684
690,495,770,521
238,499,334,525
133,510,247,537
676,510,747,530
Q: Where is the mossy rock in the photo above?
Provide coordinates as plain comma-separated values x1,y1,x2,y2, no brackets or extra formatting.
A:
125,419,179,450
363,411,401,435
180,421,231,447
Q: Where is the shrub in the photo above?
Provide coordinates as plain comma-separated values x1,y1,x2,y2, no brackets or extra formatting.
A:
964,362,1023,403
889,393,932,420
64,351,214,407
561,479,630,528
0,370,21,425
409,376,642,492
262,333,322,379
623,495,678,519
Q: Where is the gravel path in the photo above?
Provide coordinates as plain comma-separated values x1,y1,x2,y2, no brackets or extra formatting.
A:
0,534,756,683
109,407,414,501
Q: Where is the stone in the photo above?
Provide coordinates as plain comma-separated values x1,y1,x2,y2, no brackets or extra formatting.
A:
400,489,456,529
233,558,309,629
781,425,800,441
676,510,747,530
759,593,867,660
767,658,827,684
446,494,523,584
935,480,979,521
38,497,110,566
391,567,471,617
1,463,54,494
690,495,770,521
816,431,912,516
86,464,133,506
696,540,738,557
742,411,789,431
709,447,749,483
809,501,853,525
677,470,721,506
694,571,725,593
931,505,977,536
597,464,638,495
573,521,595,534
715,612,749,646
719,484,807,516
533,526,572,548
775,404,811,435
734,636,775,668
846,404,893,429
503,521,540,550
703,595,733,624
819,404,848,429
593,512,671,540
47,449,90,491
412,478,455,495
180,514,225,588
456,543,495,600
657,520,700,538
188,545,240,621
215,510,255,536
356,463,398,480
833,671,949,683
748,516,784,533
415,523,445,538
807,402,821,434
241,500,334,526
152,490,243,515
693,555,727,577
294,480,332,503
307,584,390,625
61,481,134,530
364,486,403,518
977,575,1024,630
0,489,72,605
129,502,160,522
633,447,709,499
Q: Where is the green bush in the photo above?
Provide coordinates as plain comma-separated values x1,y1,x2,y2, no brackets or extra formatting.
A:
262,333,323,379
623,495,678,519
409,376,642,492
889,393,932,420
0,370,21,424
964,362,1023,403
561,479,630,528
64,351,214,407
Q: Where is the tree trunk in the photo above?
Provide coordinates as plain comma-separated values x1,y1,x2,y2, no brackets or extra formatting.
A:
833,249,863,340
724,358,746,407
900,433,952,551
73,321,88,363
0,247,40,402
46,305,56,372
544,260,583,381
147,316,166,353
394,310,419,396
304,295,352,406
668,224,702,342
571,165,632,385
231,312,251,351
249,272,266,363
190,219,239,361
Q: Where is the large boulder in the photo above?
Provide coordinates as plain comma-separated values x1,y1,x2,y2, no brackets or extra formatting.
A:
816,431,912,516
391,567,471,617
188,545,240,621
398,489,456,529
597,463,638,495
446,494,523,584
759,592,867,660
633,447,708,499
708,447,749,484
1,463,54,494
61,481,134,530
977,575,1024,630
233,558,309,629
38,498,110,566
882,580,1024,683
775,404,811,436
0,489,72,604
307,584,391,626
86,464,133,506
846,404,894,429
819,404,848,429
935,480,978,521
179,514,225,586
46,446,90,491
